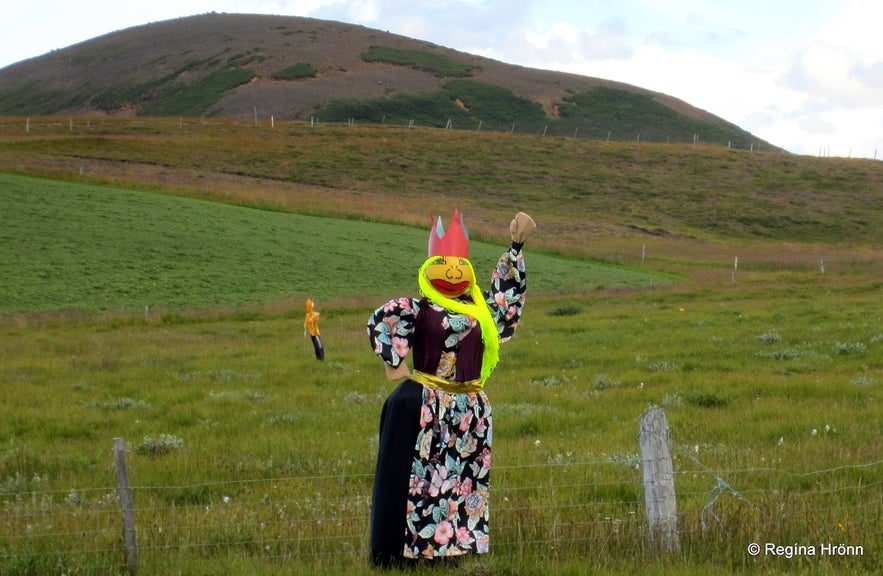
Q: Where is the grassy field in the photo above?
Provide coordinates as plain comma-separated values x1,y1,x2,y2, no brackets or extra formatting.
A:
0,173,671,315
2,117,880,250
0,117,881,575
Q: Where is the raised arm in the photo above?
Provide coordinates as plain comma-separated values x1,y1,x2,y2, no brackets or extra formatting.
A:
486,212,536,342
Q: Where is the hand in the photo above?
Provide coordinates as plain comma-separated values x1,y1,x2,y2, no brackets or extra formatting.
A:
384,362,411,380
510,212,537,243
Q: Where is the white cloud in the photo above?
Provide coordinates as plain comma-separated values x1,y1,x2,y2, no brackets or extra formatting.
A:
793,42,872,106
817,0,878,60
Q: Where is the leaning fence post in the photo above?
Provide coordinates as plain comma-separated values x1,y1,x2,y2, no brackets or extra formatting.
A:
639,406,680,554
114,438,138,575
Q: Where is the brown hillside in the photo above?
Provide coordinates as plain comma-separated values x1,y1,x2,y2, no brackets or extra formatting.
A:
0,12,734,127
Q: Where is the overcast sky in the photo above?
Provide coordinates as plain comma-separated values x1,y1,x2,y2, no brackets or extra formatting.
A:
1,0,879,159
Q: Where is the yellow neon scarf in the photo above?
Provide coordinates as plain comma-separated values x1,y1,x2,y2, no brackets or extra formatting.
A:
418,257,500,386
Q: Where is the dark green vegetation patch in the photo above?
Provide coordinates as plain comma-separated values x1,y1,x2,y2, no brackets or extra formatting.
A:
141,68,256,116
271,62,318,80
560,87,751,146
360,45,474,78
316,79,545,130
317,84,756,143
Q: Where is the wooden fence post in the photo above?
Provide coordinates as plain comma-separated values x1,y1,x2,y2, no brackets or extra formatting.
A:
114,438,138,575
639,406,680,554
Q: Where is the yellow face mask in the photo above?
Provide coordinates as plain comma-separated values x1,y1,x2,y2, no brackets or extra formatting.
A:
423,255,475,298
417,255,500,385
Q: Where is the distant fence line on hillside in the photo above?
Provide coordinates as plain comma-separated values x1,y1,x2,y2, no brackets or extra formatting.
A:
17,115,881,158
19,114,785,154
308,114,772,152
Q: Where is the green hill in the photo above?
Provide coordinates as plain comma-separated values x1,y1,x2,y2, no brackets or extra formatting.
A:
0,13,769,149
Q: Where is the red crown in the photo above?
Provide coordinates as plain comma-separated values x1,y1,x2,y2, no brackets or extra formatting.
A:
428,209,470,258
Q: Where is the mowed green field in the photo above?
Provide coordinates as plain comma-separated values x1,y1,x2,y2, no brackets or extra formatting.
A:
0,173,670,314
1,123,882,575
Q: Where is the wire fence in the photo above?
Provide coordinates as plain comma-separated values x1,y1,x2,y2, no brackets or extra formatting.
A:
13,114,776,154
2,443,880,574
12,115,883,159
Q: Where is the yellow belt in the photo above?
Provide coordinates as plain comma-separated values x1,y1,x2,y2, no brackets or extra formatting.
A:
410,370,483,394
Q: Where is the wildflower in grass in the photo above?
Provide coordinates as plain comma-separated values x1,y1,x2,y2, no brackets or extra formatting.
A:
594,373,621,389
757,330,782,344
343,391,368,404
137,434,183,456
66,488,81,505
834,341,866,355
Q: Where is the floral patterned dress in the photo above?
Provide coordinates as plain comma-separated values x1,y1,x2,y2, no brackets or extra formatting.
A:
367,242,527,564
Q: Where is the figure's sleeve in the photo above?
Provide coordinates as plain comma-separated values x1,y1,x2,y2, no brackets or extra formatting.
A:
367,297,421,368
485,242,527,342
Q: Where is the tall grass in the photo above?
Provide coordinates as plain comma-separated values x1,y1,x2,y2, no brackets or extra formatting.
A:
1,282,880,574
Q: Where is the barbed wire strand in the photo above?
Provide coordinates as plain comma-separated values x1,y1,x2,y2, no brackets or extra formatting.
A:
3,456,880,566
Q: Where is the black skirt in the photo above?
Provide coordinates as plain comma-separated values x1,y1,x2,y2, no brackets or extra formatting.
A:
370,379,423,566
